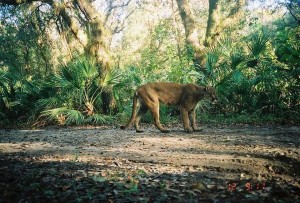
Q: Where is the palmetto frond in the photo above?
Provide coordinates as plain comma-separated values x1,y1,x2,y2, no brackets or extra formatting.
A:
77,57,98,79
0,71,9,84
196,99,213,113
46,73,73,89
100,69,123,88
64,109,85,125
215,37,233,56
41,107,85,125
206,52,219,75
61,66,84,89
56,58,98,90
0,70,12,99
247,34,269,58
232,70,244,84
85,113,109,124
2,97,21,109
230,52,244,69
35,97,63,110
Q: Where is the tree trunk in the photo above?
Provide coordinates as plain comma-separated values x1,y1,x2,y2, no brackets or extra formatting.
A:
73,0,113,113
205,0,246,46
175,0,206,73
205,0,219,46
74,0,111,70
176,0,246,75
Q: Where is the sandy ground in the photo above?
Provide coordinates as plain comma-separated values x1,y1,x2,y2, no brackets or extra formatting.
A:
0,124,299,202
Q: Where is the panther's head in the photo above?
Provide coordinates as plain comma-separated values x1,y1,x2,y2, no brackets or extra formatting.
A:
205,86,217,104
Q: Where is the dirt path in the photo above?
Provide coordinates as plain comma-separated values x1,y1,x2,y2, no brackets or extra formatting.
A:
0,125,299,202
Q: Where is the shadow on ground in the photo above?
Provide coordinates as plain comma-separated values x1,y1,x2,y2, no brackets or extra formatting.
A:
0,125,299,202
0,153,299,202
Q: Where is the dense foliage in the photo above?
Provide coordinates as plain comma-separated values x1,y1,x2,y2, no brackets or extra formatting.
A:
0,1,299,127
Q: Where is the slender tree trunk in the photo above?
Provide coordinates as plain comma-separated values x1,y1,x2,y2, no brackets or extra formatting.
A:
73,0,114,113
205,0,219,46
205,0,246,46
74,0,111,70
172,0,183,66
176,0,246,76
175,0,206,73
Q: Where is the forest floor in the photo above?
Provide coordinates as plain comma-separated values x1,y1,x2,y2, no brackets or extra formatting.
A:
0,124,299,202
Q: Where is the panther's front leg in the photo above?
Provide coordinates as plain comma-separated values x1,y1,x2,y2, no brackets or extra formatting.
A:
181,107,193,133
189,108,203,132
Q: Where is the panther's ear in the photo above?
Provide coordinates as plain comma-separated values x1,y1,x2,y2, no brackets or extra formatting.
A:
205,86,209,91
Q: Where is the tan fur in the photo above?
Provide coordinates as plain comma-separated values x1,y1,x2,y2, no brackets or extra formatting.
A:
121,82,217,133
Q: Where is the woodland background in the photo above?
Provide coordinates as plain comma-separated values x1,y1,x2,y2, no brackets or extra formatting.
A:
0,0,299,127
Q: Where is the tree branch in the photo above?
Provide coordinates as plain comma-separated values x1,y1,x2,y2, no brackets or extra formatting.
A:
112,9,134,34
54,2,86,46
104,0,132,24
286,2,300,24
176,0,206,71
0,0,51,5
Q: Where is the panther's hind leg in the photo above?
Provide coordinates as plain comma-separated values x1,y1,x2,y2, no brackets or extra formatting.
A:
148,102,169,133
135,104,148,133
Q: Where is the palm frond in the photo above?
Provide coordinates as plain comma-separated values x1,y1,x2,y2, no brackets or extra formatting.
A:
0,81,9,96
247,34,269,57
205,52,219,74
20,79,41,95
64,109,85,125
0,72,9,84
0,71,11,97
41,107,85,125
61,66,83,89
78,57,98,79
40,107,68,123
2,97,21,109
35,97,62,110
232,70,244,84
85,113,109,124
46,74,70,89
111,78,133,93
215,37,233,55
230,52,244,69
100,69,123,88
61,66,74,83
